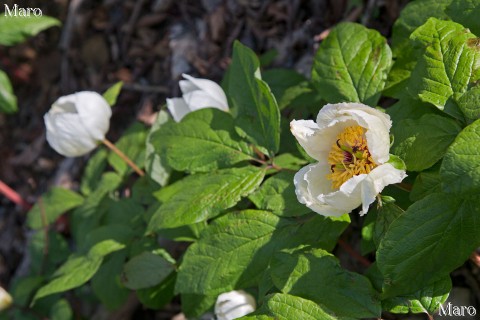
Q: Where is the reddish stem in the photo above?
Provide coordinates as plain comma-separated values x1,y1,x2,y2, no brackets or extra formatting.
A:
338,239,372,267
0,179,31,210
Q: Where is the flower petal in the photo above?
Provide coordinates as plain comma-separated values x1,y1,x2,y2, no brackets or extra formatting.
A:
65,91,112,141
181,74,229,111
45,112,98,157
294,163,346,217
215,290,256,320
166,97,191,122
321,163,406,216
183,90,227,113
317,103,391,163
290,120,330,161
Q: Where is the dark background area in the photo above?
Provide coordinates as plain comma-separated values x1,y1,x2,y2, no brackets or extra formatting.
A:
2,1,479,319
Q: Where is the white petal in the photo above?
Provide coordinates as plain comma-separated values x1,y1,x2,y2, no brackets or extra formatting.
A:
181,74,229,111
166,97,191,122
72,91,112,141
215,290,256,320
183,90,227,113
317,103,391,163
45,113,98,157
321,163,406,216
290,120,326,161
294,163,346,217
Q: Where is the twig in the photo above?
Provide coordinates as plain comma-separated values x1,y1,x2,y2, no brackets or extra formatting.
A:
102,139,145,177
338,239,372,267
0,179,31,210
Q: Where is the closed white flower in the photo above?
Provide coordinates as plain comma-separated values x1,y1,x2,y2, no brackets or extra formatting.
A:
214,290,256,320
44,91,112,157
0,286,12,311
167,74,229,122
291,102,406,217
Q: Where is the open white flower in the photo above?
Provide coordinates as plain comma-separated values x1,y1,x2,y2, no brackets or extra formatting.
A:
167,73,229,122
214,290,256,320
0,286,12,311
291,102,406,217
44,91,112,157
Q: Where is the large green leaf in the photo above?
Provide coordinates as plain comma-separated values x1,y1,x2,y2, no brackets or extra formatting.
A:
252,293,346,320
382,277,451,315
410,167,442,202
377,193,480,297
147,166,265,230
0,69,17,113
175,210,281,296
27,187,84,229
0,15,60,46
392,114,461,171
80,148,108,196
152,108,255,173
270,247,381,318
226,41,281,155
441,119,480,195
456,86,480,123
408,18,480,110
446,0,480,36
91,252,129,310
248,171,310,217
311,22,392,106
32,239,125,304
122,252,174,290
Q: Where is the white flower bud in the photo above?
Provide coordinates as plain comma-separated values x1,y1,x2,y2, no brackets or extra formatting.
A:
291,102,407,217
167,74,229,122
44,91,112,157
0,286,12,311
214,290,256,320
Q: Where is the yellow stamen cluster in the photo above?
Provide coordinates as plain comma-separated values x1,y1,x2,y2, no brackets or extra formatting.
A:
327,126,377,189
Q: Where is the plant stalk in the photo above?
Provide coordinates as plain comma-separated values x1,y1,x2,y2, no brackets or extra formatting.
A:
102,139,145,177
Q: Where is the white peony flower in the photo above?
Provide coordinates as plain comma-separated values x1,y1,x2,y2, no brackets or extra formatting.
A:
167,73,229,122
44,91,112,157
0,286,12,311
214,290,256,320
291,102,407,217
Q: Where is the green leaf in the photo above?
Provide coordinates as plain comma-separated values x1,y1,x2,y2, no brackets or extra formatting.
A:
249,171,310,217
32,239,125,304
80,148,108,196
71,173,122,245
102,81,123,106
27,188,84,229
392,114,462,171
227,41,281,155
152,108,254,173
262,69,306,110
254,293,346,320
10,276,44,307
270,247,381,318
91,252,129,310
311,22,392,106
0,69,17,113
0,15,60,46
408,18,480,110
29,231,70,275
410,166,442,202
446,0,480,36
49,299,72,320
136,272,176,310
175,210,281,296
456,86,480,122
386,94,439,124
390,0,451,54
145,110,171,186
372,201,404,248
441,119,480,195
122,252,174,290
147,166,265,230
377,193,480,297
382,277,451,315
108,122,148,177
